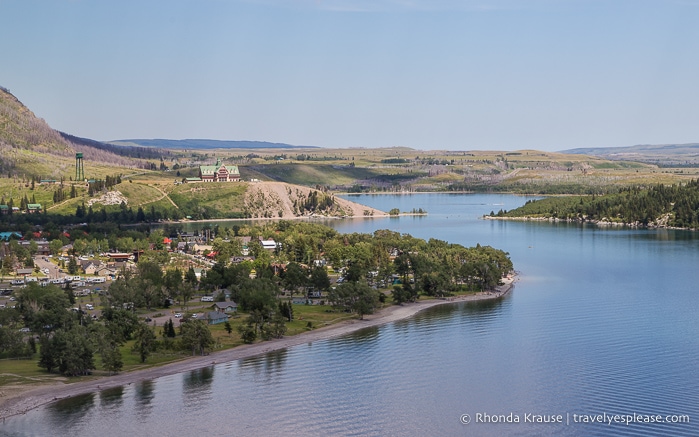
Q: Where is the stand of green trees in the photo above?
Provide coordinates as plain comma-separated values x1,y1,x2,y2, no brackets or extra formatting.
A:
494,180,699,228
0,220,512,377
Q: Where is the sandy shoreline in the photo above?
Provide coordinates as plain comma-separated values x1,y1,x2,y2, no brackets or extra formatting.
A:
0,279,515,421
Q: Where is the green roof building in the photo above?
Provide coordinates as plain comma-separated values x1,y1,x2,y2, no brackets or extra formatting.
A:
199,158,240,182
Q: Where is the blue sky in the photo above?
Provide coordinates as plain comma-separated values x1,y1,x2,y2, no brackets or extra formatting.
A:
1,0,698,151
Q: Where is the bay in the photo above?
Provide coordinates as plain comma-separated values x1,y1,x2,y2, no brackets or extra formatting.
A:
3,193,698,436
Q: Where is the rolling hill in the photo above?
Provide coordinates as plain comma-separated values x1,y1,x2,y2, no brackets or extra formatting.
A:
0,86,148,178
108,139,318,150
561,143,699,166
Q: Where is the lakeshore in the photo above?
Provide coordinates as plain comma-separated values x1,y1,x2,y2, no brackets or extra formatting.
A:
0,277,515,421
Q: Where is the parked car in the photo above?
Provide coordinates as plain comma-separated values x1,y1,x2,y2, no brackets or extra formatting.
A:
175,313,182,318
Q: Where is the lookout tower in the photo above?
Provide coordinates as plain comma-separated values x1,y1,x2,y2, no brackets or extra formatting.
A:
75,153,84,181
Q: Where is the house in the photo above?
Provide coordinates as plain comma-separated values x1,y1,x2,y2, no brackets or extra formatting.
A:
205,311,229,325
96,265,118,278
198,158,240,182
35,241,51,256
193,244,213,255
27,204,42,213
212,301,238,313
184,177,202,183
0,231,22,241
15,268,34,276
58,244,73,257
79,259,106,275
106,253,132,262
0,205,8,215
292,297,308,305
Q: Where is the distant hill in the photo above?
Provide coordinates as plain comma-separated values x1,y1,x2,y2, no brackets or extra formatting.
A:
0,86,148,176
561,143,699,166
60,132,170,160
108,139,318,150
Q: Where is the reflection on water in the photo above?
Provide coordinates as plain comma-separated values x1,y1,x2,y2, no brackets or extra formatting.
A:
134,380,155,420
99,386,124,410
183,366,215,390
46,392,95,429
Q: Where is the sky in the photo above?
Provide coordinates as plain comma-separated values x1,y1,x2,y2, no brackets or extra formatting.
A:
1,0,698,151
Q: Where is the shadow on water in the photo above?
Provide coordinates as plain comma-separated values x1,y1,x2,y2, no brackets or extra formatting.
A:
183,366,215,392
238,348,289,383
46,392,95,427
181,367,216,411
99,386,124,410
401,291,511,325
134,380,155,420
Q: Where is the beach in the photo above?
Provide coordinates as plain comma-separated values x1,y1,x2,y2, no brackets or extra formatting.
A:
0,277,515,421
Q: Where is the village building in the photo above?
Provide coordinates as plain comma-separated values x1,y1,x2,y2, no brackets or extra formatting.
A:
0,231,22,241
15,268,34,277
27,204,42,213
106,253,133,262
80,260,103,275
192,244,214,255
198,158,240,182
211,301,239,313
205,311,229,325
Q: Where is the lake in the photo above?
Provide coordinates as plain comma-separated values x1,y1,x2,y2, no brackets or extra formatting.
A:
3,193,698,436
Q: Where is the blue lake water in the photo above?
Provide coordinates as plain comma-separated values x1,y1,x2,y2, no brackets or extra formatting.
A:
3,193,698,436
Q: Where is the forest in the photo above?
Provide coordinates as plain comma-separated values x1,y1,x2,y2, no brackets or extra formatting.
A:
493,179,699,228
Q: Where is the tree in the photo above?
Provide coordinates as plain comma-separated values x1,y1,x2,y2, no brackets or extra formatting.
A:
180,319,214,356
185,267,198,286
328,281,380,319
391,285,409,305
237,323,257,344
67,256,79,275
267,314,286,338
309,265,330,293
132,323,157,363
163,268,182,301
39,326,95,376
282,262,307,296
351,282,380,319
0,326,32,358
101,308,140,343
136,261,164,310
224,320,232,336
101,342,124,375
278,301,294,322
237,278,278,313
16,283,72,335
165,319,177,338
179,282,195,310
72,239,88,256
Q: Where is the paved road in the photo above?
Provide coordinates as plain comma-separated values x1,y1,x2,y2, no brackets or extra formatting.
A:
33,256,62,279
